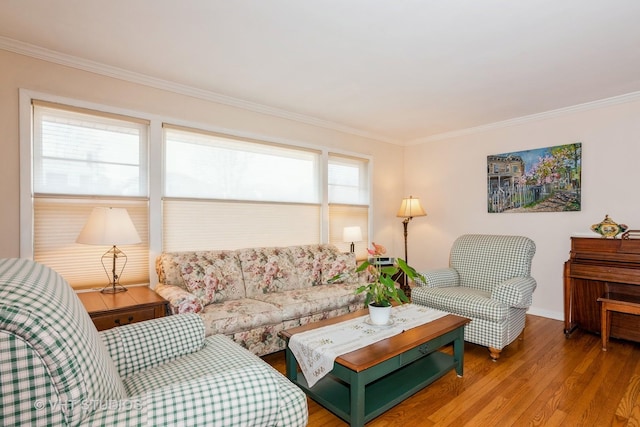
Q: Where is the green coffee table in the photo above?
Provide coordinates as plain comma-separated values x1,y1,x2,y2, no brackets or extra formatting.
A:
280,309,469,427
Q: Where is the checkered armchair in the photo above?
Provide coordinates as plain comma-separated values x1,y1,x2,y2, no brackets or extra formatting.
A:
0,258,308,426
412,234,536,360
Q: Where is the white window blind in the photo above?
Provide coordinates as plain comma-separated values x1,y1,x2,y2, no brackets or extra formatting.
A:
31,101,149,289
163,125,322,251
328,204,369,259
164,125,320,203
163,200,320,251
33,198,149,290
328,154,370,258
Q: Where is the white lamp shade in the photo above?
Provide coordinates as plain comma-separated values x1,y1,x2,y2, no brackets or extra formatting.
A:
343,226,363,243
76,207,141,246
396,196,427,218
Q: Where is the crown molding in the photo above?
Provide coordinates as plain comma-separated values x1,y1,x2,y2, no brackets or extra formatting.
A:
408,90,640,145
0,36,400,145
5,35,639,147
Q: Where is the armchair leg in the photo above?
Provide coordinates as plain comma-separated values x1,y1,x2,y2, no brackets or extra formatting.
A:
488,347,501,361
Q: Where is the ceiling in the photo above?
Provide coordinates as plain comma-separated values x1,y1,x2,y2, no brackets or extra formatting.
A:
2,0,640,144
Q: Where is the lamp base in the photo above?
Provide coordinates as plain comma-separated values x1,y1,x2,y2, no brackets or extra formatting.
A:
100,283,128,294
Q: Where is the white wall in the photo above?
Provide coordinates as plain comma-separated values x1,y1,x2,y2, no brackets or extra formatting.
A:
405,97,640,320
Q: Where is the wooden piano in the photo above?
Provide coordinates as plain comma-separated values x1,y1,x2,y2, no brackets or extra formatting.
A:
564,233,640,342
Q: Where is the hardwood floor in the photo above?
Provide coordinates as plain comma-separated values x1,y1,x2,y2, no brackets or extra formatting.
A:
262,314,640,426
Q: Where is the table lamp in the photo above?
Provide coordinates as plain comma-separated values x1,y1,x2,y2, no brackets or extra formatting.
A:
343,226,363,253
76,207,141,293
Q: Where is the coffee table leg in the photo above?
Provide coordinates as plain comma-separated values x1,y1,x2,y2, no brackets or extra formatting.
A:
350,371,365,427
284,347,298,381
453,329,465,377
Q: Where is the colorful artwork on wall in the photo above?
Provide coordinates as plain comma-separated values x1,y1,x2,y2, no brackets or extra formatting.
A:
487,143,582,213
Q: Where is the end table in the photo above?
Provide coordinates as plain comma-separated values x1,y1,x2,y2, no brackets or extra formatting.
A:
77,286,169,331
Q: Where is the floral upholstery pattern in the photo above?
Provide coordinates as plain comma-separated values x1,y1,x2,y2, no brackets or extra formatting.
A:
254,282,364,320
239,247,301,297
319,245,360,284
179,251,245,305
198,299,282,336
155,283,204,313
289,245,324,286
156,244,368,356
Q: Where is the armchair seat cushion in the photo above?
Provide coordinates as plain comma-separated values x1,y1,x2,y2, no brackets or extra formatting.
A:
413,287,509,322
123,334,279,396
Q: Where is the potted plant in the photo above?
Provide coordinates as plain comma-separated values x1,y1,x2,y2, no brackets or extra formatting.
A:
331,243,426,325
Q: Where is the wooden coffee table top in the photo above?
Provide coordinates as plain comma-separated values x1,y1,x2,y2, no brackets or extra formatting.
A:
280,307,469,372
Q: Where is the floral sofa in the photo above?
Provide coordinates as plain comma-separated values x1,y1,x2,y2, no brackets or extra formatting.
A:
155,244,366,356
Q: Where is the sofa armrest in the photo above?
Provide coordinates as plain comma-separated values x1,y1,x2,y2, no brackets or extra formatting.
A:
415,268,460,288
491,277,537,308
100,314,205,379
155,283,204,314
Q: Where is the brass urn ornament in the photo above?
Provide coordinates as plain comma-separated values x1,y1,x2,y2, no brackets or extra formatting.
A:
591,215,628,238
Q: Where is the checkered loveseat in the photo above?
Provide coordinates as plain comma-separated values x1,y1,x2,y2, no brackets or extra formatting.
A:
0,258,308,426
156,244,366,356
412,234,536,360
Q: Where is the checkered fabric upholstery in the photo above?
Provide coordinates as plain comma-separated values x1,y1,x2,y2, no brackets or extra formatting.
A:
100,313,206,379
0,258,127,426
0,258,308,426
412,235,536,351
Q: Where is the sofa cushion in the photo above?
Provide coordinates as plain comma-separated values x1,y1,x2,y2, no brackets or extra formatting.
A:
289,245,324,286
198,298,283,336
253,283,365,320
178,251,245,305
238,247,301,297
319,246,359,285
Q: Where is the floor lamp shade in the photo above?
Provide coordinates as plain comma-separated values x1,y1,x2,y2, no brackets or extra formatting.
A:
396,196,427,219
76,207,141,293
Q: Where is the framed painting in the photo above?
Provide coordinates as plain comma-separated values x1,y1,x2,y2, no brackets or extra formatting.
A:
487,143,581,213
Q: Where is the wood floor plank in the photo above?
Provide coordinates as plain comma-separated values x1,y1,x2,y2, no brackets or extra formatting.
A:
262,314,640,426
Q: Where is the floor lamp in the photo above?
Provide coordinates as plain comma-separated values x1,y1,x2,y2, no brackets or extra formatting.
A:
396,196,427,296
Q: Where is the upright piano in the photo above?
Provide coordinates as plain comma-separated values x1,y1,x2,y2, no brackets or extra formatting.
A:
564,234,640,342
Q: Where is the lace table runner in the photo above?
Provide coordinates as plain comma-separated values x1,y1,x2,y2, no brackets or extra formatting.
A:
288,303,448,387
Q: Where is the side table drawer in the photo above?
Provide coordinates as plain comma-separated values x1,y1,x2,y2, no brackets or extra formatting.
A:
91,307,156,331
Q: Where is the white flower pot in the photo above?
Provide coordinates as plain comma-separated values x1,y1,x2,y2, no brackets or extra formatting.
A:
368,303,392,325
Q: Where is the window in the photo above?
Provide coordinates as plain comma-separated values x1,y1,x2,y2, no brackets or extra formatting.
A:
165,126,319,203
328,154,370,257
163,125,322,251
30,101,149,289
22,94,373,286
328,154,369,205
33,102,147,197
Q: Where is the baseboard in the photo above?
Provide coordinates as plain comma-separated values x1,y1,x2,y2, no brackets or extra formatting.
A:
527,306,563,321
